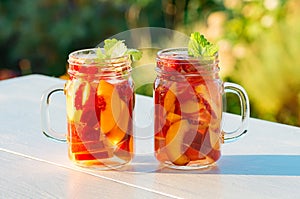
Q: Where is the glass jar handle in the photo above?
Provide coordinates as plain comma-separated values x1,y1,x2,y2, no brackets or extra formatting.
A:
40,85,66,142
223,82,250,143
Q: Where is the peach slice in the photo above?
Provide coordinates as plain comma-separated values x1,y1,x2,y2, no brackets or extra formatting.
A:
165,120,190,165
195,84,221,118
166,112,181,124
106,99,131,144
164,84,176,113
194,84,208,96
117,100,131,132
180,99,202,114
97,80,122,133
106,125,125,145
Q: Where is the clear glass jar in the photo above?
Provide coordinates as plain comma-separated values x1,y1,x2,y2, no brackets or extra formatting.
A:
154,48,250,170
42,48,134,169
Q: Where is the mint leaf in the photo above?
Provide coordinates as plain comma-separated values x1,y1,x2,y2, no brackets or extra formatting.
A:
205,43,219,57
126,49,142,61
96,48,105,59
104,39,127,58
104,38,118,53
188,32,218,57
96,38,142,61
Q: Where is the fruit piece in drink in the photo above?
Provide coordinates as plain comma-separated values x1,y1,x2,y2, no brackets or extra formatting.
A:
97,80,122,134
165,120,190,165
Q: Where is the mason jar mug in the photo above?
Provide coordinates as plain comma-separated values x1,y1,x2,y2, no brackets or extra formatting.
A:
154,48,250,170
41,48,134,169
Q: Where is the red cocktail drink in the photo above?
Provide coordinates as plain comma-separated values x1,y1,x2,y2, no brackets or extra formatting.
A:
65,49,134,168
154,48,222,169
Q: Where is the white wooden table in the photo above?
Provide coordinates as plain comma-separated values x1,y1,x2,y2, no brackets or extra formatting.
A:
1,74,300,199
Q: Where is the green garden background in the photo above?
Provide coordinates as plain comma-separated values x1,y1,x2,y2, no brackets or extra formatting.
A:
1,0,299,126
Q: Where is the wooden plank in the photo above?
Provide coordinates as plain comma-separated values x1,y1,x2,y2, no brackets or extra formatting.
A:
0,150,176,199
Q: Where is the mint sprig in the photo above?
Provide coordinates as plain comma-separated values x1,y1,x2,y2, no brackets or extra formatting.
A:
188,32,218,57
96,38,142,61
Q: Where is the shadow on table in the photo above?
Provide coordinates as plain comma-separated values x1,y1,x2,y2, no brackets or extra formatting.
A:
125,155,300,176
212,155,300,176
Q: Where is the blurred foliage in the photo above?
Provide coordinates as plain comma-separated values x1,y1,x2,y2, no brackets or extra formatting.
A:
166,0,300,126
0,0,130,76
0,0,299,126
218,0,300,126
